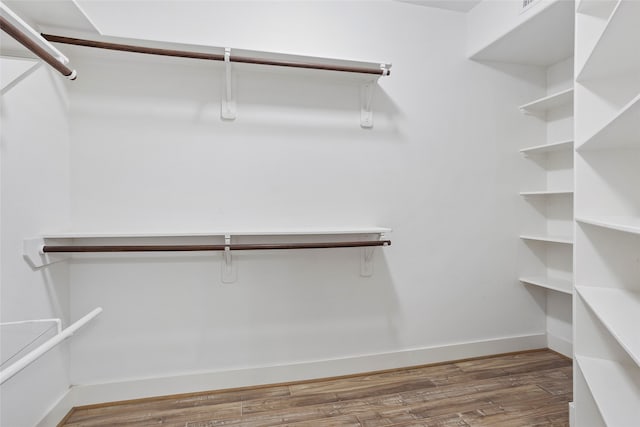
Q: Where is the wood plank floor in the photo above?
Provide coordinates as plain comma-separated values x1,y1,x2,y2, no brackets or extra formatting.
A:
60,349,572,427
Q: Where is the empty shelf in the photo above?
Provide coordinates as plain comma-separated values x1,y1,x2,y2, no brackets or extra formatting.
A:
577,0,640,81
520,140,574,155
576,216,640,235
576,286,640,366
519,88,574,114
578,93,640,151
468,0,574,66
41,227,392,239
520,235,573,244
520,276,572,294
520,190,573,196
576,356,640,426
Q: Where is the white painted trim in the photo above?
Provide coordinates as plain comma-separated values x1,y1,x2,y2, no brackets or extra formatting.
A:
547,333,573,359
36,389,76,427
569,401,575,427
37,334,545,426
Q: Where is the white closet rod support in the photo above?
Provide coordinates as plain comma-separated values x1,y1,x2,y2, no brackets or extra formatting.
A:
0,307,102,385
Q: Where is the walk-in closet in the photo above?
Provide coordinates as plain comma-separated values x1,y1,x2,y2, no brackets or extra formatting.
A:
1,1,638,426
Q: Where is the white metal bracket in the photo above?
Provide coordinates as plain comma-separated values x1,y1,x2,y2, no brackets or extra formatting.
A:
360,232,389,277
23,238,68,269
221,234,237,283
360,81,376,128
221,47,236,120
360,246,375,277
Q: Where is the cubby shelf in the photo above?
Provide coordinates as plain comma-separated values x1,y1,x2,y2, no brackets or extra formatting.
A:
577,286,640,366
519,190,573,196
577,93,640,151
575,356,640,426
519,88,574,114
576,0,640,81
519,276,572,294
520,235,573,245
576,216,640,235
519,140,573,155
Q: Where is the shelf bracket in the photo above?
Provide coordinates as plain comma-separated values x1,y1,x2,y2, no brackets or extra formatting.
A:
360,81,376,128
23,238,68,268
221,234,237,283
221,47,236,120
360,246,375,277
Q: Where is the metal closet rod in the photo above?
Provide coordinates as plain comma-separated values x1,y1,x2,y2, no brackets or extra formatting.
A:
0,17,76,79
42,240,392,253
41,34,390,76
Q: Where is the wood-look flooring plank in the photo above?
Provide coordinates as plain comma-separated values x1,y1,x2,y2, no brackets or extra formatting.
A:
60,349,572,427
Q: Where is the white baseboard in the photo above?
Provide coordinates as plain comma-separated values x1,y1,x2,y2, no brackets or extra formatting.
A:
569,401,575,427
37,333,545,427
547,333,573,359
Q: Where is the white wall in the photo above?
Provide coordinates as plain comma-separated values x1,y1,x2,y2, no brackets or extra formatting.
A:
0,62,71,427
60,0,548,390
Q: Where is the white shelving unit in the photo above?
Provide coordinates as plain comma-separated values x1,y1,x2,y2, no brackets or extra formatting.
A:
574,0,640,424
518,86,574,301
469,0,576,360
511,16,575,359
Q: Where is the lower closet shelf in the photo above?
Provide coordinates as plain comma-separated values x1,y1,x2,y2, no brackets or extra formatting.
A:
576,286,640,366
520,235,573,244
520,276,572,294
575,356,640,426
576,216,640,235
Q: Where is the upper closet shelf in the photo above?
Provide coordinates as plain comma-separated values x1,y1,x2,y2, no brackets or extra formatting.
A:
43,33,391,128
576,0,640,81
468,0,574,66
519,88,574,114
39,227,392,239
43,33,391,77
24,228,392,277
578,93,640,151
576,216,640,235
520,140,574,155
